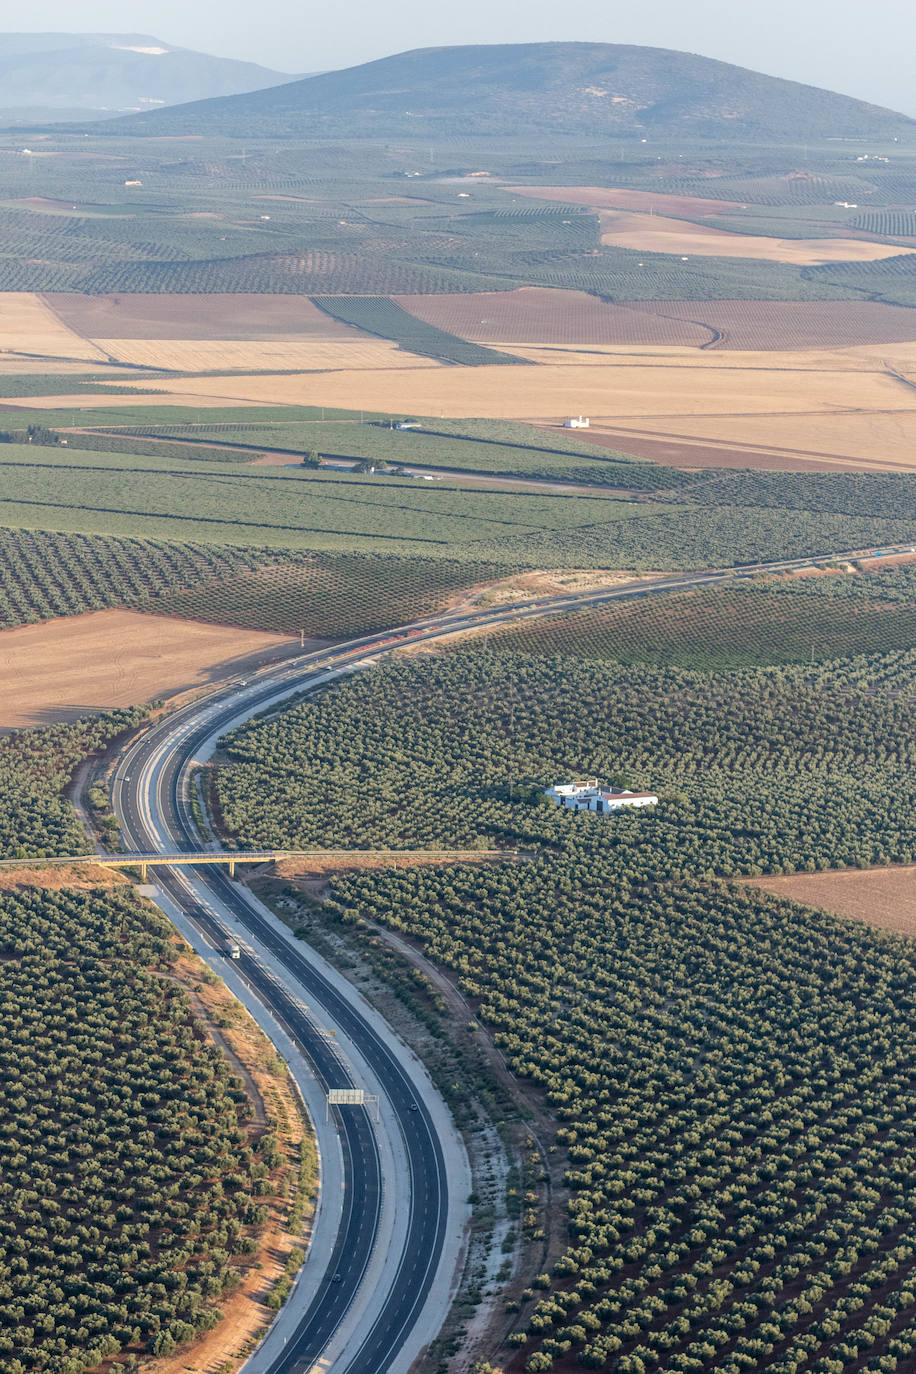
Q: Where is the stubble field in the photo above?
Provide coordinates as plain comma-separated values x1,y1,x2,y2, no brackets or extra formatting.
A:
13,333,916,472
596,207,916,264
93,336,439,372
0,291,109,361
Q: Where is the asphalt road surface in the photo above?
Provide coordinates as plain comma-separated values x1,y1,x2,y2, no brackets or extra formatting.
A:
109,537,916,1372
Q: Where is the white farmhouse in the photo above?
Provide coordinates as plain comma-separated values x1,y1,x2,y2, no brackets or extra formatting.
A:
564,415,590,429
546,779,658,814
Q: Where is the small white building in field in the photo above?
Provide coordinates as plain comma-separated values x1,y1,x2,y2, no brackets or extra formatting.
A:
546,779,658,814
564,415,590,429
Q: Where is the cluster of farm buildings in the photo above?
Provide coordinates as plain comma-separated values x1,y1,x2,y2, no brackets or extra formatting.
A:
546,780,658,813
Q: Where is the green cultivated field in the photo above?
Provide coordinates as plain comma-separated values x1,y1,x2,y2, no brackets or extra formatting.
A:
310,295,527,365
122,414,669,488
4,442,916,570
145,553,508,639
215,651,916,1370
472,572,916,670
0,444,657,553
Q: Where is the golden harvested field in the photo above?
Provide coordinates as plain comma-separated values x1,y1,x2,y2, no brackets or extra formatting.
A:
742,867,916,939
21,335,916,474
0,292,109,361
101,345,916,415
45,291,369,341
597,208,916,265
608,410,916,471
0,359,105,377
0,611,296,729
93,336,439,372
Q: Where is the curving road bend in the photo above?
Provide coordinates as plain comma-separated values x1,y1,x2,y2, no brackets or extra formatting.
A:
113,669,452,1374
108,538,916,1374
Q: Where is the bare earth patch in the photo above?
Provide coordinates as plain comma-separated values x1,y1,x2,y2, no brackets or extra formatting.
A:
0,863,128,890
44,292,372,341
740,867,916,938
395,288,712,347
461,567,662,607
272,852,518,886
0,610,296,728
622,300,916,351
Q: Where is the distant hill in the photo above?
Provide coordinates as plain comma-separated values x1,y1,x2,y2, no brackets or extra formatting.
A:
109,41,916,142
0,33,293,119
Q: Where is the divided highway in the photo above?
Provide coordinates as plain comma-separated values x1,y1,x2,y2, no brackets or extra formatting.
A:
108,539,916,1374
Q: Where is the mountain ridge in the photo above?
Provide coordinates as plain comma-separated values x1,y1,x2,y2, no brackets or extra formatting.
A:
0,32,293,118
105,41,916,141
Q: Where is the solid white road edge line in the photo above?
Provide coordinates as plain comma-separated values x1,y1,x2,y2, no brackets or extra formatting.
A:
186,682,472,1374
136,672,470,1374
149,885,346,1366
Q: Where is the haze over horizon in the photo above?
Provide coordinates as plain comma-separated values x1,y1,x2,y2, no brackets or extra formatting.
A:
0,0,913,118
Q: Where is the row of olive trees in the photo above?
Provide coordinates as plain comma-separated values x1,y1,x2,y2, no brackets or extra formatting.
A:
213,649,916,1371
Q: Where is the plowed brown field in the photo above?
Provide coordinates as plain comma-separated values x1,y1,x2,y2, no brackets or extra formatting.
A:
397,292,916,352
742,867,916,939
45,292,368,341
624,300,916,350
395,289,713,346
0,611,297,728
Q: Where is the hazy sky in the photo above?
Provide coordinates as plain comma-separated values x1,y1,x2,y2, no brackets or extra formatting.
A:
1,0,914,115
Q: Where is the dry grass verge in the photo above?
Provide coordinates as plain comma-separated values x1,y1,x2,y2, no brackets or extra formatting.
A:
144,945,317,1374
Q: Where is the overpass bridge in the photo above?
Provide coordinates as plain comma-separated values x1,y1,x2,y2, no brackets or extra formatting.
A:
0,848,519,882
